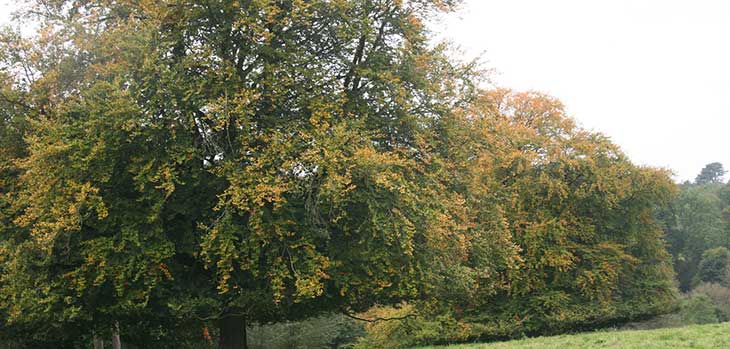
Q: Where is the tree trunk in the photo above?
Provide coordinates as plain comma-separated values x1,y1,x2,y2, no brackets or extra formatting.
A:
111,321,122,349
219,314,247,349
93,336,103,349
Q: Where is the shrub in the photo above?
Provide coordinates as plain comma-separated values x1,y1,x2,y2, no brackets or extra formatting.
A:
352,304,472,349
622,284,730,331
620,313,684,331
247,314,363,349
679,294,719,325
692,283,730,321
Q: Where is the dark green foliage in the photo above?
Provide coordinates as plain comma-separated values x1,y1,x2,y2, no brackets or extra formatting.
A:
680,294,719,325
625,283,730,331
694,247,730,286
248,314,363,349
660,166,730,292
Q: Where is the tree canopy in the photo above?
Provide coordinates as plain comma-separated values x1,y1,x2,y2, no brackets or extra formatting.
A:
0,0,491,346
661,165,730,291
356,89,678,347
696,162,727,185
0,1,679,348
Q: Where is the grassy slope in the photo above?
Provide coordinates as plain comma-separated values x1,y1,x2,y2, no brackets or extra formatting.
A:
420,323,730,349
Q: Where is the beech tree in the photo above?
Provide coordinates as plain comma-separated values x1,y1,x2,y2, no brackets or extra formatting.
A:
356,90,678,347
0,0,500,347
469,90,677,336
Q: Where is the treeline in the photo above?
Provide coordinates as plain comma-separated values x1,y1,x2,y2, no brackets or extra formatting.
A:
662,163,730,292
0,0,677,348
637,163,730,330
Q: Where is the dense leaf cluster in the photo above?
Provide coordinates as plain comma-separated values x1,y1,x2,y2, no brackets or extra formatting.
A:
356,90,677,348
0,0,676,347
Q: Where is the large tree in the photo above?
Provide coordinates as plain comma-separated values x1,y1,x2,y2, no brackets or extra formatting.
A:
355,89,678,347
0,0,505,347
446,90,677,338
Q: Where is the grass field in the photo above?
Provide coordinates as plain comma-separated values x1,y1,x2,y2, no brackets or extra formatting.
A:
419,322,730,349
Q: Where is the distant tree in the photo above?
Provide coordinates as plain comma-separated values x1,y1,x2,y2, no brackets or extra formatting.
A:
667,187,726,290
694,247,730,286
695,162,727,185
660,182,730,291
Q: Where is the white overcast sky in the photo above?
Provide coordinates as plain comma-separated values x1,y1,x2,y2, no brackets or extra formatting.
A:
436,0,730,182
1,1,729,182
